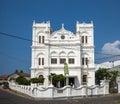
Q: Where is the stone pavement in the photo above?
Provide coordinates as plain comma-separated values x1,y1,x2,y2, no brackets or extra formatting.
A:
0,88,120,104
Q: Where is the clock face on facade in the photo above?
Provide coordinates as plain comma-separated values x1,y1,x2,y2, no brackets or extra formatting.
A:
61,35,65,39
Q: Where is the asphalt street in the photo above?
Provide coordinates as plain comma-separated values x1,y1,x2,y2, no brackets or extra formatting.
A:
0,89,120,104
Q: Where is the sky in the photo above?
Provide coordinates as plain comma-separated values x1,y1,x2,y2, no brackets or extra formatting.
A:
0,0,120,75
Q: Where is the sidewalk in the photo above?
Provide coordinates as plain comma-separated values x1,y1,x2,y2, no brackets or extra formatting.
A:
0,86,33,99
1,86,120,100
0,87,120,104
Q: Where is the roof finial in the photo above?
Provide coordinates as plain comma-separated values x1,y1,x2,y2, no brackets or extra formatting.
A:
62,23,64,29
33,20,35,24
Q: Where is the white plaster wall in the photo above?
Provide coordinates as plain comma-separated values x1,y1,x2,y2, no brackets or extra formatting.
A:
31,21,95,87
9,83,110,98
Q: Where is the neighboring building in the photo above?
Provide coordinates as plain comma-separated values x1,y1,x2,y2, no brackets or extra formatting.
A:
110,65,120,71
95,60,120,71
31,21,95,87
0,74,9,84
8,71,30,81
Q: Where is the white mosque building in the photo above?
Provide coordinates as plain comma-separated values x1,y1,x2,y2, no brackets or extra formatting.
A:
31,21,95,87
10,21,120,98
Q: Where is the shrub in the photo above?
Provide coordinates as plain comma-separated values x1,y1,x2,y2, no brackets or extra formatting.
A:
30,78,44,83
49,73,65,87
15,76,30,85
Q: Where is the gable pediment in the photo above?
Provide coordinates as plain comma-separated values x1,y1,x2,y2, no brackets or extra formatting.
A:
50,25,75,40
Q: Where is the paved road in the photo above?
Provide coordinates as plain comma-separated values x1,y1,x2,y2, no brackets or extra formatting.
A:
0,89,120,104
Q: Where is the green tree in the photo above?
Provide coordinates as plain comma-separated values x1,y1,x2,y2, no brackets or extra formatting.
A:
20,70,24,73
95,68,120,93
49,73,65,87
95,68,110,85
15,69,19,73
15,76,30,85
109,70,120,89
64,62,69,76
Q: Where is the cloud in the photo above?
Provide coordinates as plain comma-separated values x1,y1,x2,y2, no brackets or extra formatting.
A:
102,40,120,55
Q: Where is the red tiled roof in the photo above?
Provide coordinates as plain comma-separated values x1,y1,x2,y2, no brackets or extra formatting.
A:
9,72,30,77
0,74,9,79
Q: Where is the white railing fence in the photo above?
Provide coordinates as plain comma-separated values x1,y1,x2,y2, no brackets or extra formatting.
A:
8,79,114,98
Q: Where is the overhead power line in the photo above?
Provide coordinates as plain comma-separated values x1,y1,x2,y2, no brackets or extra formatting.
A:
0,32,32,42
0,51,29,63
0,31,120,62
95,52,113,55
0,31,91,52
95,55,120,61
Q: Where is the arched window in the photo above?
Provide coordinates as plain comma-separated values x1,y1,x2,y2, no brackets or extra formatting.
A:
82,57,88,65
83,75,87,84
42,58,44,65
42,36,44,43
37,53,44,66
85,36,88,43
81,35,88,44
68,51,75,64
38,36,45,44
39,75,44,79
38,58,41,65
82,57,84,65
60,58,66,64
51,58,57,64
39,36,41,43
82,36,84,43
51,51,57,64
81,31,89,44
38,57,44,65
59,51,66,64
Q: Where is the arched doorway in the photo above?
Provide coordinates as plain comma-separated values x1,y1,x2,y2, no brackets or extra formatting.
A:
38,75,44,84
39,75,44,79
